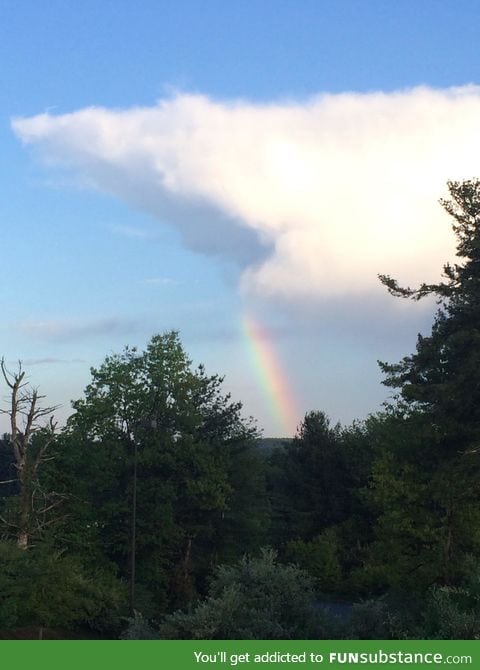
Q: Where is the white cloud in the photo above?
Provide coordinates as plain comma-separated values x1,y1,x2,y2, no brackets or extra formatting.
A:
12,86,480,301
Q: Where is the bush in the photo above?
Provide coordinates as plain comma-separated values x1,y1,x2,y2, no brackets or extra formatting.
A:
160,548,339,639
347,599,409,640
346,577,480,640
420,584,480,639
0,541,128,635
120,611,160,639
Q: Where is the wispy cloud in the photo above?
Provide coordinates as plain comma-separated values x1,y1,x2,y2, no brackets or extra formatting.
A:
107,223,152,239
7,357,87,366
143,276,179,286
13,86,480,302
15,317,143,342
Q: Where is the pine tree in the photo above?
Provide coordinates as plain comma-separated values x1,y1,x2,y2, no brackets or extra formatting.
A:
373,180,480,586
379,179,480,454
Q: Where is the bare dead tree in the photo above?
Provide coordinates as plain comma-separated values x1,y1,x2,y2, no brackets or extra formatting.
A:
0,358,60,549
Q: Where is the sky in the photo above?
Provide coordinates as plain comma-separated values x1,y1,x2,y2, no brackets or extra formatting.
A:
2,0,480,436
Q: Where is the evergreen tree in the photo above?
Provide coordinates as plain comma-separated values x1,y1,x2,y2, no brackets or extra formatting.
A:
379,179,480,450
267,412,347,544
373,179,480,587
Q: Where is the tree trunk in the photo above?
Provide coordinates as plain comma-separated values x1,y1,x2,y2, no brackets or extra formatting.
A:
183,536,192,584
443,502,454,585
16,473,31,549
129,437,138,613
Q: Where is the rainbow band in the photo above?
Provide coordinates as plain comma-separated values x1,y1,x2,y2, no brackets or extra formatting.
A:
242,314,299,436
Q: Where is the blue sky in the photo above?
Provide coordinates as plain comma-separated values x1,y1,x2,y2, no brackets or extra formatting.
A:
2,1,480,435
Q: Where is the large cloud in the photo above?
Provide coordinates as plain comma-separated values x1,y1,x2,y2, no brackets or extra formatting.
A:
12,86,480,300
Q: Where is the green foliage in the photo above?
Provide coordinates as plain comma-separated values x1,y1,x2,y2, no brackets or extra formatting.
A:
379,180,480,449
160,549,337,639
351,408,480,594
267,412,352,543
346,599,410,640
47,332,263,615
0,541,127,634
420,584,480,639
346,576,480,640
119,611,160,639
266,412,375,595
370,181,480,591
285,529,342,593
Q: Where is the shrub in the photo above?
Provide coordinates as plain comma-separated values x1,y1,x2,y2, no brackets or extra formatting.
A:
347,599,408,640
0,541,127,635
160,548,338,639
120,611,160,639
420,584,480,639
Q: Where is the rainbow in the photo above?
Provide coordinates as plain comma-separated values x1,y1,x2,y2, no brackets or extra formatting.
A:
242,314,300,436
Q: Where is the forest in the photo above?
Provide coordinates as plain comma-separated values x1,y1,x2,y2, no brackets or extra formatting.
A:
1,180,480,640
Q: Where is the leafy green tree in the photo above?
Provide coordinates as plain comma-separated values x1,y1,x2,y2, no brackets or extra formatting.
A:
49,332,262,616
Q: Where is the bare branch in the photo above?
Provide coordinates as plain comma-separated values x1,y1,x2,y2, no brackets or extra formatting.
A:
36,499,64,515
0,357,61,548
37,514,69,529
23,388,38,442
0,357,26,390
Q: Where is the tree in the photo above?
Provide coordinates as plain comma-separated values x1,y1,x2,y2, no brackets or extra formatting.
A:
0,540,127,638
379,179,480,448
268,411,352,544
0,359,59,549
267,412,376,595
374,179,480,586
53,332,261,616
